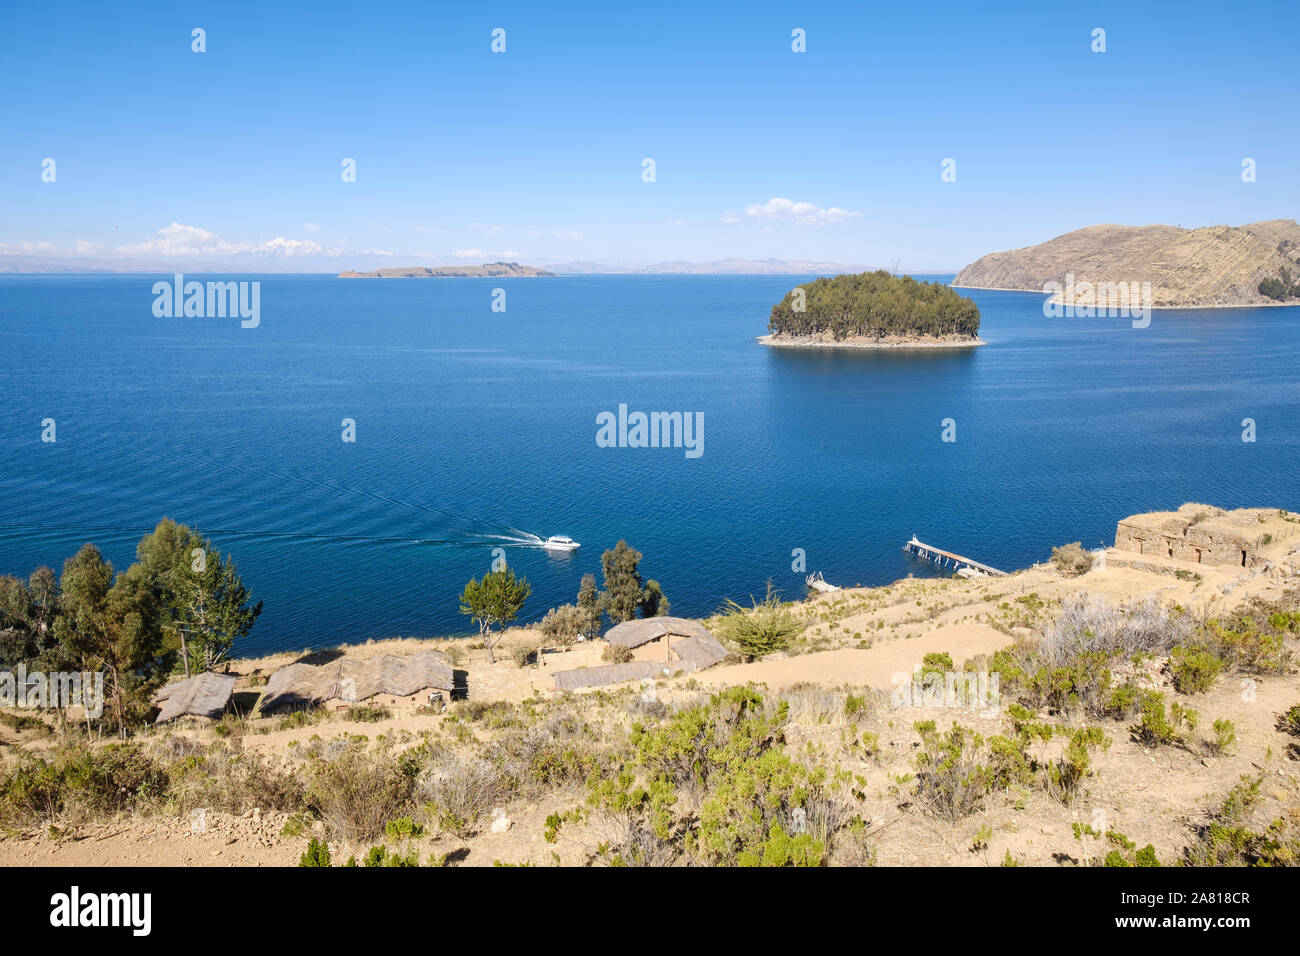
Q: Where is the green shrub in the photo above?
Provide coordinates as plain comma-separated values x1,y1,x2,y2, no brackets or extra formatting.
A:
602,643,634,664
362,843,420,867
1044,726,1111,804
920,652,954,680
585,685,858,867
1051,542,1095,577
1207,719,1237,756
1184,773,1300,866
1130,692,1178,747
0,712,51,734
543,807,586,843
0,743,169,827
911,722,993,823
843,692,876,720
1259,275,1300,301
715,584,803,660
1016,652,1114,717
507,640,539,668
346,704,392,723
1102,830,1160,867
737,823,824,867
1128,692,1197,749
1170,646,1224,693
1107,682,1142,718
1201,603,1293,673
539,604,587,647
306,743,417,842
384,816,424,839
1277,704,1300,737
418,754,508,838
299,837,331,867
277,707,328,731
986,733,1035,790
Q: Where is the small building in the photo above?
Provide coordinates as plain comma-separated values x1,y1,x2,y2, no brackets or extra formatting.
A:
153,671,238,723
258,649,456,713
604,617,729,668
552,617,729,691
1114,504,1298,570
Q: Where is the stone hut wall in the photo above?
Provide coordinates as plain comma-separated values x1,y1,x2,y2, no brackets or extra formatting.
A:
1115,516,1264,569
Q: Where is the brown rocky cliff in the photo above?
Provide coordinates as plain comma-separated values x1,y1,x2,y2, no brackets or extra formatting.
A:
953,219,1300,307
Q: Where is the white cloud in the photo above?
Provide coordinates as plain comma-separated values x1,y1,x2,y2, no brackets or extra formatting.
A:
304,222,320,233
742,197,861,225
454,248,520,260
74,239,97,254
0,240,57,254
473,223,503,235
552,229,583,240
720,211,741,223
116,222,338,257
253,236,332,256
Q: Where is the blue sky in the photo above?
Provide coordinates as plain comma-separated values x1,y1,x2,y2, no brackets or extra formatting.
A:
1,0,1296,270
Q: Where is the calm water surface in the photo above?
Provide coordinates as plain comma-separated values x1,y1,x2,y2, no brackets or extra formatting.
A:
1,274,1296,655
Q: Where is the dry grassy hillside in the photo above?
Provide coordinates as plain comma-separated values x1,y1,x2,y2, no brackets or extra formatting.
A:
2,541,1298,868
953,220,1300,307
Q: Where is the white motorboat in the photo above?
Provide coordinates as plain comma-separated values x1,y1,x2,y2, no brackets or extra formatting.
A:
542,535,580,552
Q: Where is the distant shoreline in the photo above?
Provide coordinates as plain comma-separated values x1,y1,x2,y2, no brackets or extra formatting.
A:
340,263,555,279
758,333,986,350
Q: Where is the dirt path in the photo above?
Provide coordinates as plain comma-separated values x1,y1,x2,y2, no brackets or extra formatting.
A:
701,622,1013,692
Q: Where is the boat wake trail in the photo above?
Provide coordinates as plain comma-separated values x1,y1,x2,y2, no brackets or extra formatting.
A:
30,444,558,554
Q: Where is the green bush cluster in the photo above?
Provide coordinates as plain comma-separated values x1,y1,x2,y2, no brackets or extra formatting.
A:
1169,646,1225,693
0,739,305,828
1259,267,1300,301
583,686,864,866
1185,774,1300,866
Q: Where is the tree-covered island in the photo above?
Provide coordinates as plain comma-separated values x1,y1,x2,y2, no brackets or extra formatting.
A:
761,270,983,348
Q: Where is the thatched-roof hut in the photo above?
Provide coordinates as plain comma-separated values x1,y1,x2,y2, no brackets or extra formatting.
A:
604,617,717,649
154,672,237,722
552,617,729,691
258,649,455,713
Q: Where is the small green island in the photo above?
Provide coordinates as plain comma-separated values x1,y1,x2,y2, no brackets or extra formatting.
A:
760,270,983,348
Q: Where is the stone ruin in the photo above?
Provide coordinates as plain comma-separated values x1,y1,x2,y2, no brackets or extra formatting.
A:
1112,504,1300,571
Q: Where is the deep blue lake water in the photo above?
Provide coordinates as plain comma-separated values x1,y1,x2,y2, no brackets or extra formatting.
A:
1,274,1297,656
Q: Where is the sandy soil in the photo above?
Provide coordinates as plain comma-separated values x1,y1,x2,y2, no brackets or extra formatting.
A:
701,622,1012,692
